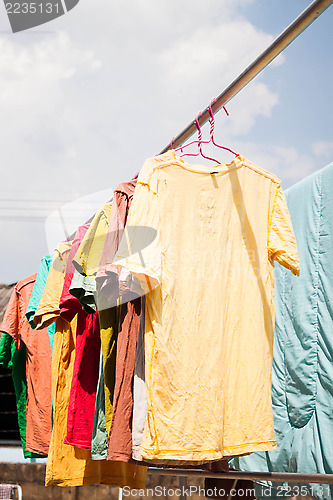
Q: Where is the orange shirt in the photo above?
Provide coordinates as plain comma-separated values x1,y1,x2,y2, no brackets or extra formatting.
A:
0,275,52,456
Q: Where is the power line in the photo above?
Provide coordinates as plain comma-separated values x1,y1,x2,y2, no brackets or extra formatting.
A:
0,216,82,222
0,199,79,204
0,208,95,212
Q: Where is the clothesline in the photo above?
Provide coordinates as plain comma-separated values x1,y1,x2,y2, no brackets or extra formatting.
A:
159,0,333,153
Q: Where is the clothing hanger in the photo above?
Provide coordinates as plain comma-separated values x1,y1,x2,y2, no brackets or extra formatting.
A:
208,98,238,157
170,101,237,163
170,113,212,160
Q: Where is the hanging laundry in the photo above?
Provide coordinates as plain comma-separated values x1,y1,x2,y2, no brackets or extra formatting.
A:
97,180,142,463
132,295,147,461
0,146,302,485
72,201,113,280
106,296,141,462
94,304,119,440
69,269,96,314
231,161,333,500
91,350,109,460
70,201,118,442
72,184,142,463
0,275,52,456
33,241,146,487
112,150,299,464
25,254,56,362
59,223,101,451
96,179,137,301
25,254,57,421
0,331,45,458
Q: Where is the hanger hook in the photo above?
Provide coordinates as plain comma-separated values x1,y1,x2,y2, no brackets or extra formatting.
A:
208,99,215,140
195,112,203,154
210,97,230,117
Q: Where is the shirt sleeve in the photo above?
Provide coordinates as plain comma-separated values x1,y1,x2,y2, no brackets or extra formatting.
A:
34,243,71,329
96,189,134,305
112,158,161,293
0,286,22,349
268,185,300,276
59,225,90,321
26,255,52,328
98,191,130,275
72,203,111,278
0,331,16,368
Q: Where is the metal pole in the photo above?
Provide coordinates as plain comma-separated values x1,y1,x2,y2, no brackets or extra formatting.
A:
147,468,333,485
159,0,333,153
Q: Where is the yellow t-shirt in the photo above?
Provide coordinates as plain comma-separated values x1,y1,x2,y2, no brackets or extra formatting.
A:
113,150,300,463
34,242,146,487
72,202,112,278
71,201,118,433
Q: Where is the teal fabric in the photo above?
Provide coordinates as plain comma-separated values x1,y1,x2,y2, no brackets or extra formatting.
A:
230,162,333,500
26,254,55,360
91,349,108,460
69,269,97,314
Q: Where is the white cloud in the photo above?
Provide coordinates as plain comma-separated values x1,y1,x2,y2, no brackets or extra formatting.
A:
158,17,283,120
0,31,103,196
312,141,333,158
0,0,285,197
160,19,281,88
0,33,101,108
230,142,318,187
217,81,279,137
0,0,292,282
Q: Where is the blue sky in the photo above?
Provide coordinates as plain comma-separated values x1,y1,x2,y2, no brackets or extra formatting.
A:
0,0,332,283
241,0,333,159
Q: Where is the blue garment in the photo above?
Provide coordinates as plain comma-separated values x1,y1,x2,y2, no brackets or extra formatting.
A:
231,162,333,500
25,254,55,360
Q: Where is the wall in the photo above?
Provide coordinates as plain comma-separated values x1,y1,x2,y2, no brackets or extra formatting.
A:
0,463,205,500
0,463,314,499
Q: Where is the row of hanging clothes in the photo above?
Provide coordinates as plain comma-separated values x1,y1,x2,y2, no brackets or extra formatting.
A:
0,102,331,498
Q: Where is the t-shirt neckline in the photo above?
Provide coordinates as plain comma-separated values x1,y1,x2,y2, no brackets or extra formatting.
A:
168,149,244,174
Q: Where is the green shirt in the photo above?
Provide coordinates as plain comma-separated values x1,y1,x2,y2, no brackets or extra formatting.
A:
0,332,46,458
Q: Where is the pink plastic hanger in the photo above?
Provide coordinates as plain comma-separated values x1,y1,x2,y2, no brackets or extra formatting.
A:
208,98,238,157
170,113,207,158
171,113,220,162
170,101,238,163
195,111,220,163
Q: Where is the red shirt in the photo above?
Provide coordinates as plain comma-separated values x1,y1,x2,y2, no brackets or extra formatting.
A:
59,224,101,450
